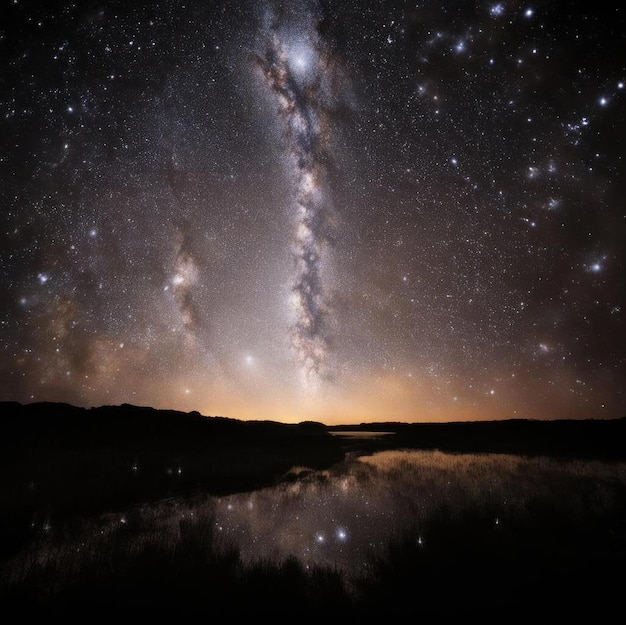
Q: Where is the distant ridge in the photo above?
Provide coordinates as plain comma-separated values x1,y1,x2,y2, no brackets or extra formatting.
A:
2,401,625,462
328,416,626,461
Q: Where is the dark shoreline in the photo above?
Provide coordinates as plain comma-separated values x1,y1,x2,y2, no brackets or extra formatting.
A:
328,416,626,461
3,400,623,530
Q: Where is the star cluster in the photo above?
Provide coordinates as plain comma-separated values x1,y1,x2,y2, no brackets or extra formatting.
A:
1,0,624,423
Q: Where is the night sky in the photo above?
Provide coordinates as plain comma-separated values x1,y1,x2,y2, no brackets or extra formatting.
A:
1,0,624,424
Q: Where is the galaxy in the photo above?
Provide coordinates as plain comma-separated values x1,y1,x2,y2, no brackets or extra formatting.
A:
255,2,339,389
1,0,624,423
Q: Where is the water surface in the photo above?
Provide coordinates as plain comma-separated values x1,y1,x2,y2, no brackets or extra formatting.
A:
8,448,626,590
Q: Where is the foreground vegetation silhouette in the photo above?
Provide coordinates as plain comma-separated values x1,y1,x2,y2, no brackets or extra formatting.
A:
3,498,624,618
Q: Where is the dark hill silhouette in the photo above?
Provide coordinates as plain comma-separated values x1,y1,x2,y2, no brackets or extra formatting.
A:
4,401,625,466
1,400,329,446
3,401,625,464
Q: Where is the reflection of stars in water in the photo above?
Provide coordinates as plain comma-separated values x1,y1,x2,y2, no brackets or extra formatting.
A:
17,448,625,592
212,449,611,574
212,454,427,571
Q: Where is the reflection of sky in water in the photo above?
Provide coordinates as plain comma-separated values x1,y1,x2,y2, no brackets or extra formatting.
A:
16,449,626,588
208,450,626,575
